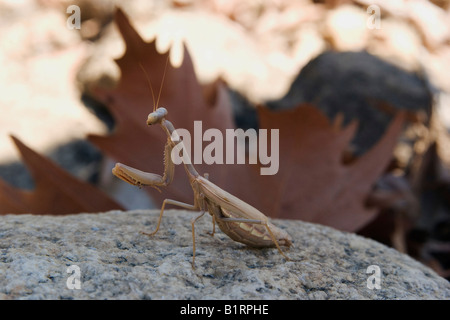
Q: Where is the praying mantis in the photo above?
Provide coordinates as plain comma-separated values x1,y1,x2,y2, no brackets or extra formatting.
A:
112,59,292,267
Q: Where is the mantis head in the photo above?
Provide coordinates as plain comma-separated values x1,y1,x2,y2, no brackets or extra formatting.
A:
147,107,168,125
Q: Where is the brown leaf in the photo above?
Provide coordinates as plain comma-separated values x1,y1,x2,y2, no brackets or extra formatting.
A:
0,135,123,215
91,8,405,232
245,105,405,231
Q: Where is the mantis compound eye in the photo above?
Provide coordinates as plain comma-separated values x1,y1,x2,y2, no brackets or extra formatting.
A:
147,107,168,125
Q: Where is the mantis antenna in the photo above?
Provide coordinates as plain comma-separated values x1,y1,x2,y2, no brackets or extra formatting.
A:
138,62,156,111
139,55,170,112
156,55,169,111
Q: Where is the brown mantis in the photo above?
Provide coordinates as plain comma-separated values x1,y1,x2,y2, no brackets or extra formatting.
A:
112,59,292,267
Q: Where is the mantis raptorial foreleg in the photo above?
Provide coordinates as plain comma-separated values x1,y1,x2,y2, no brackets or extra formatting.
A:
112,138,175,191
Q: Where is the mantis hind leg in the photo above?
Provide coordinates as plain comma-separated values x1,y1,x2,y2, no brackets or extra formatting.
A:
191,210,206,268
202,173,216,237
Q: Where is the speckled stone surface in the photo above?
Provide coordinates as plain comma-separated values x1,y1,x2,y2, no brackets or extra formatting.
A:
0,210,449,299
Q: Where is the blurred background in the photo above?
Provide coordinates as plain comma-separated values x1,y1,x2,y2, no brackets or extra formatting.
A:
0,0,449,278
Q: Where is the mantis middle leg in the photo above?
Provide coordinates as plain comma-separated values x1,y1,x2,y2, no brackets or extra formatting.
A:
141,198,208,268
141,199,197,236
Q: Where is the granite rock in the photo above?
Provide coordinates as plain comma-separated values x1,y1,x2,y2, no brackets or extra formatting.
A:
0,210,449,300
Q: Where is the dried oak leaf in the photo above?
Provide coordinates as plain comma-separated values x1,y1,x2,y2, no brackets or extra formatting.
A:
253,105,406,231
0,136,123,215
90,8,405,232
